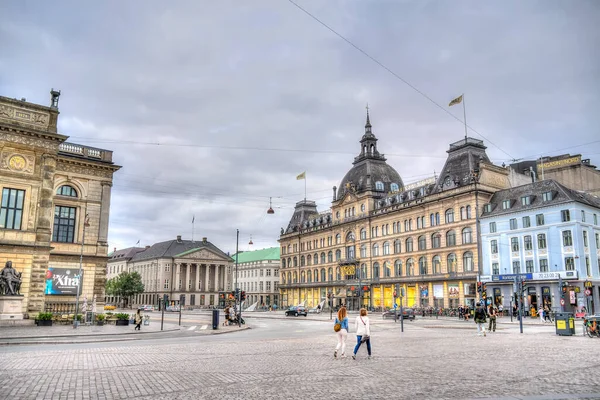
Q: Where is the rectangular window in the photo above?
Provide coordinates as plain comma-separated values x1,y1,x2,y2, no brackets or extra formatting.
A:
512,261,520,274
491,240,498,254
510,219,517,230
260,269,264,277
561,210,570,222
266,269,271,276
536,214,545,226
492,263,499,275
523,216,531,228
565,257,575,271
581,210,586,222
489,222,496,233
274,282,278,291
596,233,600,249
586,256,591,277
52,205,77,243
526,260,534,273
484,204,492,213
0,188,25,230
524,235,533,250
542,191,553,201
511,237,519,252
594,214,598,225
266,281,271,291
164,279,169,289
274,269,279,277
537,234,547,249
521,196,531,206
562,230,573,247
583,231,588,247
540,259,548,272
502,200,511,210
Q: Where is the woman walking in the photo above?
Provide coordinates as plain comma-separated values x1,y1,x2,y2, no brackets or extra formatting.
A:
352,308,371,360
333,306,348,358
134,309,143,331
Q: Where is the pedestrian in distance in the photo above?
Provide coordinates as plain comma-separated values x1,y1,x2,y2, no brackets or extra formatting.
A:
352,308,371,360
474,303,487,337
487,305,497,333
134,309,143,331
333,306,349,359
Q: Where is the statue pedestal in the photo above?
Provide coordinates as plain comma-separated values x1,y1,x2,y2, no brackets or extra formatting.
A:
0,295,24,320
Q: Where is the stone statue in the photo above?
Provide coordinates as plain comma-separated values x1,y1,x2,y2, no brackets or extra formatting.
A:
280,227,284,235
0,261,22,296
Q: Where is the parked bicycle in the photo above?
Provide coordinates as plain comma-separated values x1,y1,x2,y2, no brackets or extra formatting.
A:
583,316,599,338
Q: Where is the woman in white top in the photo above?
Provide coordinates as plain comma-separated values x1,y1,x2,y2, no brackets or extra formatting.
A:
353,308,371,359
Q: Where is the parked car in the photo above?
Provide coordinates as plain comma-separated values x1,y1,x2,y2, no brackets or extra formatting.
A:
141,305,154,311
382,308,415,320
285,306,308,317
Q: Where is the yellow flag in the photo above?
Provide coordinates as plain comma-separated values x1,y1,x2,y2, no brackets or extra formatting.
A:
296,171,306,180
449,95,463,107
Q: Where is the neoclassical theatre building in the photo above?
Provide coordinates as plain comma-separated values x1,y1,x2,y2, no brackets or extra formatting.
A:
279,112,524,311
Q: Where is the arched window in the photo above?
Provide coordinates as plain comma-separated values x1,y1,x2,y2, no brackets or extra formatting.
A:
373,262,380,278
432,256,441,274
301,271,306,283
391,183,399,192
282,259,286,268
417,218,422,229
328,251,333,263
372,243,379,256
287,258,291,268
460,206,467,220
406,259,415,276
282,274,286,284
336,234,341,244
321,252,326,264
435,212,440,225
287,272,292,284
375,181,384,191
307,255,312,266
418,235,426,251
462,227,473,244
383,241,390,255
463,251,474,271
336,267,341,280
335,249,341,261
395,260,402,276
321,268,326,282
360,263,367,279
293,271,298,283
466,205,472,219
300,256,305,266
313,269,318,282
431,233,441,249
56,185,78,197
384,261,392,277
293,257,298,267
419,256,427,275
307,270,312,283
394,239,401,254
445,208,454,224
360,244,367,258
360,228,367,240
328,267,333,281
446,230,456,246
346,231,355,242
447,253,457,272
287,245,291,253
405,237,413,252
430,213,435,227
313,253,318,265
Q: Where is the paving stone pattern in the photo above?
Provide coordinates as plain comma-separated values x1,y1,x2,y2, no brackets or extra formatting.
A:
0,320,599,400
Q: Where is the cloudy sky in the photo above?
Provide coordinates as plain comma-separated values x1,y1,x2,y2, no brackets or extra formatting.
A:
1,1,599,254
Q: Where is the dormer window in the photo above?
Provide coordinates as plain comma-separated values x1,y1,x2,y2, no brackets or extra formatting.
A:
390,183,399,192
521,196,531,206
502,200,512,210
56,185,78,197
375,181,384,191
542,191,553,202
483,204,492,213
419,187,425,196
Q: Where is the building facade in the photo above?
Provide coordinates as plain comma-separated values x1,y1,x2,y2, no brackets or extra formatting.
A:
105,246,144,305
279,113,515,311
480,179,600,314
109,236,233,308
234,247,280,309
0,91,120,315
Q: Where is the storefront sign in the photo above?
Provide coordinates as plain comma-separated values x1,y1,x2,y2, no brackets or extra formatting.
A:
433,285,443,299
448,284,459,298
420,286,429,298
584,281,593,288
44,268,83,295
569,290,576,305
538,155,581,170
482,271,578,283
528,287,536,294
493,288,501,297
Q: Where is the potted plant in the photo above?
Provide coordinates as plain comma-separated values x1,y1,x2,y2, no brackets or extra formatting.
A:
96,313,106,326
36,312,53,326
115,312,130,326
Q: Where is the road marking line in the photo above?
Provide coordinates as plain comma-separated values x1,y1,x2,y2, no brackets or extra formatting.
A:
188,326,197,331
200,325,208,330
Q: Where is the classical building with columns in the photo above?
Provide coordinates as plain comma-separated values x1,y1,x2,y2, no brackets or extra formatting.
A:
279,111,522,311
0,90,120,316
112,236,233,308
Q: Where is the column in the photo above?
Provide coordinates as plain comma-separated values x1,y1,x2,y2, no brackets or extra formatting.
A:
176,263,182,291
213,264,219,292
98,182,112,245
223,265,228,292
205,264,210,292
185,263,191,292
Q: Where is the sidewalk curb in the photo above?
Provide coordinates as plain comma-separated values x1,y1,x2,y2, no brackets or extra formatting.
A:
0,327,181,341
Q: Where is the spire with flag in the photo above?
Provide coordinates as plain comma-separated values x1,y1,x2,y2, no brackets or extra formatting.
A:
297,171,307,201
449,94,468,139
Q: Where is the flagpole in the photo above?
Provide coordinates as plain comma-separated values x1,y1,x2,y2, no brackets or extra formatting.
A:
192,217,195,242
304,175,307,202
462,93,468,140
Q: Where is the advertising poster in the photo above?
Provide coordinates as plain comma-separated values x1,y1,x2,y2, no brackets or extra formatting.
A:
420,285,429,298
448,284,460,298
44,268,83,295
433,284,444,299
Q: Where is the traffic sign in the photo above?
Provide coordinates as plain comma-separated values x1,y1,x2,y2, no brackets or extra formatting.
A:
585,289,591,296
560,298,565,306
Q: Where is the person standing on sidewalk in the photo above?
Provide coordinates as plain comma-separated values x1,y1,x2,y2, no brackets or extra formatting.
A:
134,309,143,331
474,303,487,337
487,305,497,333
334,306,348,359
352,308,372,360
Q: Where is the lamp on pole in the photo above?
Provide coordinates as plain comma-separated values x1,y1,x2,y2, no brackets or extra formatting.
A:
74,214,90,329
235,229,240,327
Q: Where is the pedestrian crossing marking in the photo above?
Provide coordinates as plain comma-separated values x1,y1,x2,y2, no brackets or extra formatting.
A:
188,326,197,331
200,325,208,330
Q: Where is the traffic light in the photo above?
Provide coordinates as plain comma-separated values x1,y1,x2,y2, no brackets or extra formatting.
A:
477,282,483,293
400,288,405,297
241,291,246,301
394,284,400,298
482,283,487,299
163,294,169,304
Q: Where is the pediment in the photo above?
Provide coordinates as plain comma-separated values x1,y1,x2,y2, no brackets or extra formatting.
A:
340,191,357,205
177,248,230,262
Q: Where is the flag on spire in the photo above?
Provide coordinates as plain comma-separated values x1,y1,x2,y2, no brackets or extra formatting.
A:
449,95,463,107
296,171,306,180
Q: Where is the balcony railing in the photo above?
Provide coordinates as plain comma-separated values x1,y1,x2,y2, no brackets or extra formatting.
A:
59,142,114,163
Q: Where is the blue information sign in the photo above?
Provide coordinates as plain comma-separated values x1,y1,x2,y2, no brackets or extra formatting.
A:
491,273,532,282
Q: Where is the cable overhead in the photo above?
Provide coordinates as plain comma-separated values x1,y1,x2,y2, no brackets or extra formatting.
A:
286,0,515,160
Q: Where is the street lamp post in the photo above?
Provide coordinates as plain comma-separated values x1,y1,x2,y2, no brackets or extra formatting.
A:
235,229,240,327
74,214,90,329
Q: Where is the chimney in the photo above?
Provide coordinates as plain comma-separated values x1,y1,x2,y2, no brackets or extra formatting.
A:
113,247,116,253
202,237,207,243
332,186,337,201
145,245,150,250
177,235,182,242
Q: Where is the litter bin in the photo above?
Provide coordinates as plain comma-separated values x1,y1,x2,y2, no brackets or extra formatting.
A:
212,309,219,330
555,312,575,336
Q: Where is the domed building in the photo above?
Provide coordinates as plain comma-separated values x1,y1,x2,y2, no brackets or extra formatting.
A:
279,110,518,312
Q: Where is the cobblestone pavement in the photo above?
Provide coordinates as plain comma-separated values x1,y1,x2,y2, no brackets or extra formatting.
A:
0,317,599,400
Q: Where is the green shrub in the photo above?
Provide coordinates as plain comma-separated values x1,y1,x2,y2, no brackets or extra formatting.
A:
37,312,53,321
76,314,83,322
96,313,106,321
115,313,129,320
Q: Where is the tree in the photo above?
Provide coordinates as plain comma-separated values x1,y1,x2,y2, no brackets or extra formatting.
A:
105,271,145,308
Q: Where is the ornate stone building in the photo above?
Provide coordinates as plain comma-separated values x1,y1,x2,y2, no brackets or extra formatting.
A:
110,236,234,308
279,112,515,311
0,90,120,315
